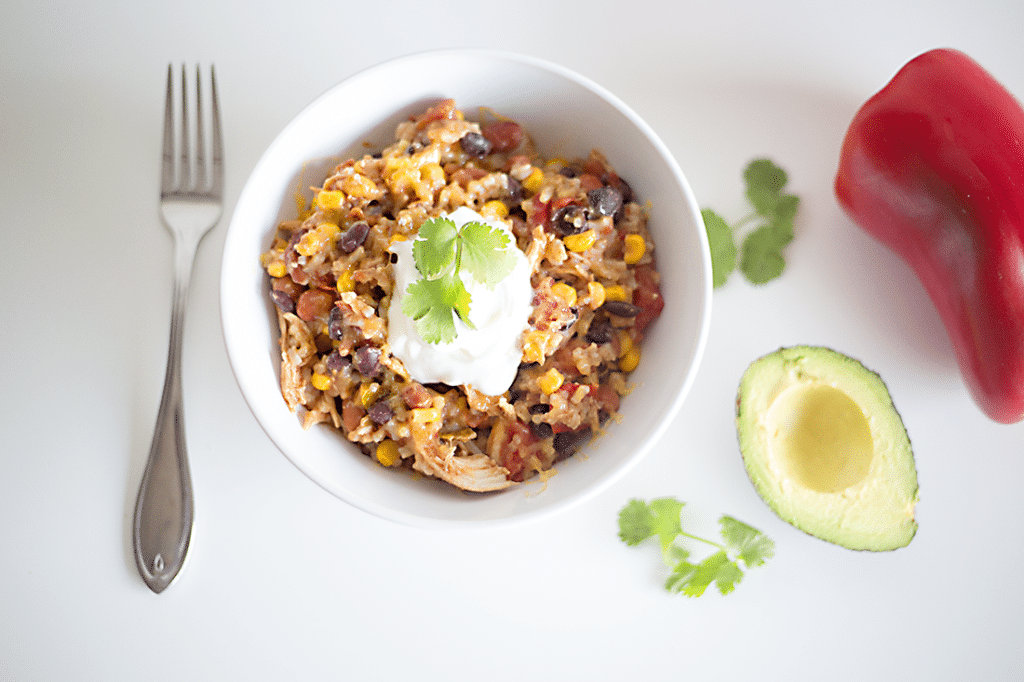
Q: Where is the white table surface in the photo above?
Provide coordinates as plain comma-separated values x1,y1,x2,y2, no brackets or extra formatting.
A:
3,0,1023,679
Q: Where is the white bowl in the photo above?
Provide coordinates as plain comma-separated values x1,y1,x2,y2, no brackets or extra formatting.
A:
221,49,712,528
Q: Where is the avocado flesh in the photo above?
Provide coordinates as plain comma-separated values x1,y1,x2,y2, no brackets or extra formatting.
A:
736,346,919,551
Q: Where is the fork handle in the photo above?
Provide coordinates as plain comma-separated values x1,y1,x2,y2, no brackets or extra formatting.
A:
133,241,198,593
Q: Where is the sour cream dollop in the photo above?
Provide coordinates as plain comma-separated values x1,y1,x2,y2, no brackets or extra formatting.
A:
387,206,534,396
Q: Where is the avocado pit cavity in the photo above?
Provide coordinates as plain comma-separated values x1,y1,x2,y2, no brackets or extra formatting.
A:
767,383,873,493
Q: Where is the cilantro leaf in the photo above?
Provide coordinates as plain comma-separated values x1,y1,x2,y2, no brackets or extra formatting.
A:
618,497,773,598
702,209,737,289
459,221,517,288
740,223,791,285
413,217,459,279
665,551,745,597
617,497,685,552
402,273,473,344
744,158,789,217
719,515,776,568
701,158,798,288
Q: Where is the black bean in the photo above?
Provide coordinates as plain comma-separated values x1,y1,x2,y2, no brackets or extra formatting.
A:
528,403,551,415
368,401,394,424
550,204,587,236
611,175,634,204
389,252,398,264
508,387,523,403
459,131,492,158
270,290,295,314
325,350,350,373
371,285,386,301
587,186,623,217
505,175,522,204
340,221,370,253
327,305,344,340
530,421,553,439
585,320,614,344
354,345,382,377
423,382,453,393
602,300,642,318
554,427,592,458
558,166,578,178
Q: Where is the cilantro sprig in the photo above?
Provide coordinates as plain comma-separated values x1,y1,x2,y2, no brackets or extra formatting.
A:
401,215,517,344
618,497,774,597
703,158,799,287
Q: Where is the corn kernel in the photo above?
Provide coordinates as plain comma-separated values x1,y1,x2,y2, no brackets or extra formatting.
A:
539,368,564,395
311,373,332,391
296,222,340,257
342,173,379,199
336,268,355,294
411,407,441,423
617,330,634,358
316,190,344,210
266,261,287,278
550,282,577,307
521,331,546,364
421,162,445,186
481,199,509,219
587,281,606,309
522,167,544,193
604,284,629,302
623,233,647,264
563,229,597,253
375,440,401,467
359,382,382,409
619,346,641,373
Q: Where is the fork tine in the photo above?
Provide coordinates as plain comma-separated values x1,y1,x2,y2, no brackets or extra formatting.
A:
210,65,224,198
161,64,174,193
178,64,190,190
194,65,206,191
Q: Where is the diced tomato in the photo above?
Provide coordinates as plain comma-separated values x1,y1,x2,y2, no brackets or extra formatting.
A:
415,98,457,129
528,195,550,228
632,264,664,333
502,421,537,481
591,384,621,414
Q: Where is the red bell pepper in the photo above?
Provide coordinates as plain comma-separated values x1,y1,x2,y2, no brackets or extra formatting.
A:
835,48,1024,424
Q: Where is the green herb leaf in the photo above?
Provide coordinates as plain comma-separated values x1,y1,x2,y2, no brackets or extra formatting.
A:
744,158,789,217
413,217,459,279
719,515,776,568
458,221,517,288
619,497,773,598
740,223,792,285
702,209,737,289
701,158,798,288
404,214,519,344
402,273,473,345
617,497,685,553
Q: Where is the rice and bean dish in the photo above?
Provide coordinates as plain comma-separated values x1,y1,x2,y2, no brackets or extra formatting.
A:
260,99,664,492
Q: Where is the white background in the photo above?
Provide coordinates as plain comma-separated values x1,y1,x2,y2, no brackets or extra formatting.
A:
2,0,1022,679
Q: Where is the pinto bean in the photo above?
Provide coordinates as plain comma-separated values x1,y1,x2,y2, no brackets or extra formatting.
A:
295,288,334,322
481,121,523,153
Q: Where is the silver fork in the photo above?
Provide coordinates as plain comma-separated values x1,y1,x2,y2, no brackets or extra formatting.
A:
133,64,223,593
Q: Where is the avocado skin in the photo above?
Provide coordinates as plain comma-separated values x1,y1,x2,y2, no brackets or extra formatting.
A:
735,345,919,551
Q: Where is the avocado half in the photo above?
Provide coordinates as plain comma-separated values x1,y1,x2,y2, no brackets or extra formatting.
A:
736,346,919,551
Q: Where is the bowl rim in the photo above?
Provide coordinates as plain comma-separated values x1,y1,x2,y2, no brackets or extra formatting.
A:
220,48,713,528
